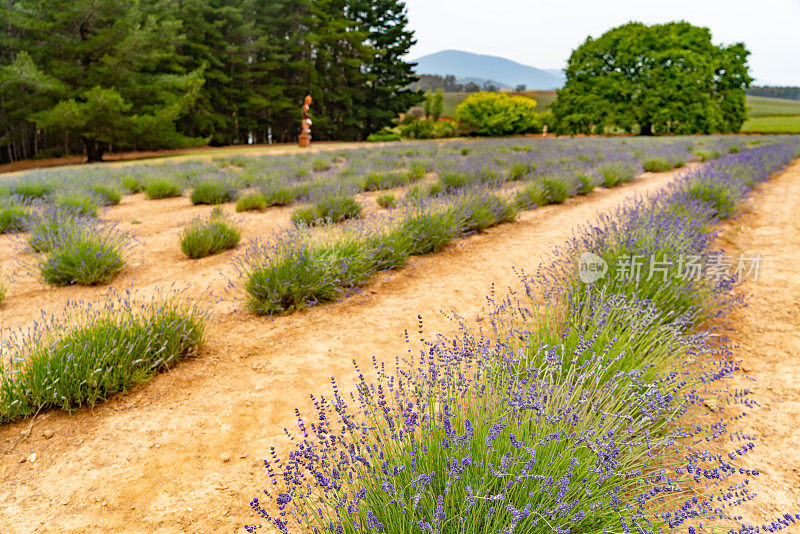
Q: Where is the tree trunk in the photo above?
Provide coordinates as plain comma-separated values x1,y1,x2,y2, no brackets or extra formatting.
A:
83,137,105,162
640,122,654,136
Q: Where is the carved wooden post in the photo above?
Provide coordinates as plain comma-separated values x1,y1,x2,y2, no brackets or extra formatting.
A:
299,94,312,147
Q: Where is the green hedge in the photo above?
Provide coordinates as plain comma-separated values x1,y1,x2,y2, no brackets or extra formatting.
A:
456,92,541,136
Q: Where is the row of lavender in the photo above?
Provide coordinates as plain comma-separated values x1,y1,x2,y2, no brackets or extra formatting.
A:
0,136,741,300
0,135,749,225
246,140,800,533
232,136,754,315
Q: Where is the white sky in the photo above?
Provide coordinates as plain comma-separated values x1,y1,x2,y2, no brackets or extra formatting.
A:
404,0,800,86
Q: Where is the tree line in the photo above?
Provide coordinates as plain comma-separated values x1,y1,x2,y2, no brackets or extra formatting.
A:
746,86,800,101
409,74,531,94
408,74,510,94
0,0,420,162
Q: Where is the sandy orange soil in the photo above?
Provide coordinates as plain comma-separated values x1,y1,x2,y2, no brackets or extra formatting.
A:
0,159,797,533
712,159,800,522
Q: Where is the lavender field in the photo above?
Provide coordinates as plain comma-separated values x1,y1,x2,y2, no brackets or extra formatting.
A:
1,135,799,532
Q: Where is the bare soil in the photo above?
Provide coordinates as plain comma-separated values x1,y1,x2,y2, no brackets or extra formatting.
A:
712,159,800,523
0,159,797,533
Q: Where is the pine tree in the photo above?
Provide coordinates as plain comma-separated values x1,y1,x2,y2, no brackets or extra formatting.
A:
348,0,422,137
5,0,204,161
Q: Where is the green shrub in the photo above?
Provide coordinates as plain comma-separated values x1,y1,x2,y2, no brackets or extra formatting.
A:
599,161,637,187
365,231,410,271
0,296,204,422
12,180,52,199
265,184,305,206
312,158,331,172
236,191,269,212
453,194,517,232
643,157,672,173
26,209,92,253
180,208,241,258
686,180,738,219
0,278,6,306
407,161,428,181
243,191,518,317
460,147,470,156
245,237,372,315
426,181,443,197
360,171,410,191
508,161,535,181
366,127,402,142
290,206,319,226
515,182,548,209
54,191,100,217
313,195,362,223
728,145,741,154
525,293,687,387
376,193,396,208
190,180,237,205
398,119,456,140
246,247,334,315
456,92,539,136
539,177,572,204
121,174,142,193
576,172,598,194
693,149,720,162
439,170,471,191
89,183,123,205
144,177,182,199
396,209,458,255
0,204,29,234
406,180,444,204
39,228,126,286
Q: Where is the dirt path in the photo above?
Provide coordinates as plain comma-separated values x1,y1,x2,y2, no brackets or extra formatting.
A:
714,159,800,524
0,164,754,533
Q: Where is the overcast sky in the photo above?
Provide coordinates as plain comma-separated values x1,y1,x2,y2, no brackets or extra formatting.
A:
404,0,800,86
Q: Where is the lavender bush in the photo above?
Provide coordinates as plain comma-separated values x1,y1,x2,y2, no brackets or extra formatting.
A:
33,212,131,286
53,190,101,217
0,292,205,423
0,200,29,234
180,207,241,259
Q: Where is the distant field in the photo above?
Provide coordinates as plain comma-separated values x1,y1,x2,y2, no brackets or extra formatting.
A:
743,96,800,133
741,116,800,134
746,95,800,117
441,90,556,118
435,92,800,133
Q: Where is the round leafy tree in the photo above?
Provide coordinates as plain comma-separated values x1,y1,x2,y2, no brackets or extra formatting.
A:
552,21,752,135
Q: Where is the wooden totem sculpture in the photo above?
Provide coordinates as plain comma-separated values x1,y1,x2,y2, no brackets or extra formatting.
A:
299,94,312,147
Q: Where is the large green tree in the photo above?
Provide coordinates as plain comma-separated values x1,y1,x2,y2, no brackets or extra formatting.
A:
3,0,205,161
552,21,752,135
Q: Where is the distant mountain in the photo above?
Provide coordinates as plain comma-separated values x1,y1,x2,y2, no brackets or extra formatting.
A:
411,50,565,90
